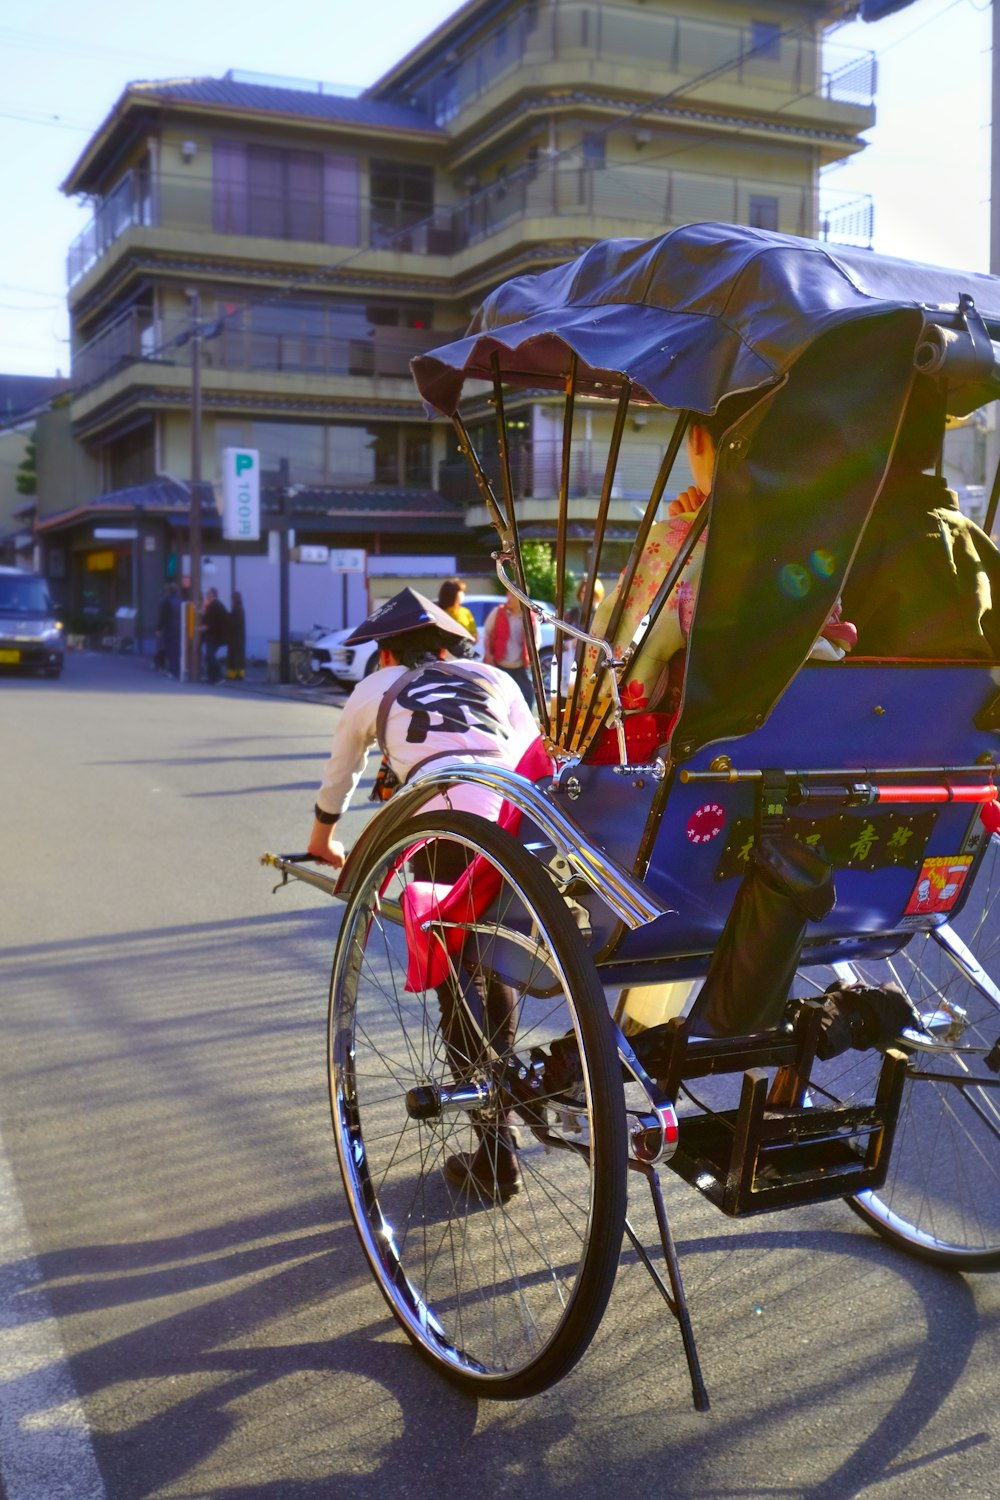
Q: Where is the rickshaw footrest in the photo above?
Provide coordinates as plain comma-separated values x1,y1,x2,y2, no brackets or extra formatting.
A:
667,1050,907,1216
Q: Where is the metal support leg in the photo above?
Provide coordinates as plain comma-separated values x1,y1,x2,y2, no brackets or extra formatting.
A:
624,1161,710,1411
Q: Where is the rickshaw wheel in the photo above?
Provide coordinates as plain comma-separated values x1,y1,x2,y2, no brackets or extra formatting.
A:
328,811,628,1395
802,836,1000,1269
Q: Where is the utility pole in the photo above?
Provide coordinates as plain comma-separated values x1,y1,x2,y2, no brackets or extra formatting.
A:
278,456,291,685
187,286,203,681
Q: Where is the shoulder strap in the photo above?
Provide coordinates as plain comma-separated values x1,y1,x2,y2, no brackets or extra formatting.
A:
374,667,421,757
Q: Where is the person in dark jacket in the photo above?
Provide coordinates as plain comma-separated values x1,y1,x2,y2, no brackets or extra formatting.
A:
227,591,246,680
843,376,1000,660
202,588,230,684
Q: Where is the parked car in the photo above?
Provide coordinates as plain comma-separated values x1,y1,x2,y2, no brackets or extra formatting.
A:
0,567,64,678
308,593,555,688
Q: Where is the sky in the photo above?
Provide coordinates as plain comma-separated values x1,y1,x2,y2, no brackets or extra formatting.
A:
0,0,992,378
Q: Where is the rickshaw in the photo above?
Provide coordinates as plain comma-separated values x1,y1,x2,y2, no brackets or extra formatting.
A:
264,222,1000,1409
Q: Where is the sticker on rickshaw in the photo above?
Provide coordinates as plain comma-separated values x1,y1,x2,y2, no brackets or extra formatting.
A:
686,803,726,844
903,856,973,915
715,811,937,881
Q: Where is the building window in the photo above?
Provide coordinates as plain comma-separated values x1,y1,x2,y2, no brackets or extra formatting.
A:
370,161,435,248
751,21,782,61
433,81,460,127
214,418,434,489
104,422,155,491
215,297,433,377
405,431,432,486
582,132,606,168
246,146,322,241
748,194,780,232
212,141,359,245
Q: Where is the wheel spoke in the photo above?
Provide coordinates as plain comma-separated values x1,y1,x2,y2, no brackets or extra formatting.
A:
803,836,1000,1266
328,812,627,1394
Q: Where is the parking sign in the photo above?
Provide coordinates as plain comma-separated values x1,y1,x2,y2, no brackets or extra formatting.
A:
222,448,260,541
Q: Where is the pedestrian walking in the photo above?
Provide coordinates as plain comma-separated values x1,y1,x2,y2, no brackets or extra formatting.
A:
202,588,230,684
481,590,541,709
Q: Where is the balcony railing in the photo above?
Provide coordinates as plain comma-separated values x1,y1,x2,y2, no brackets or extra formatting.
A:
68,161,873,288
68,172,154,285
438,441,688,507
388,2,876,124
71,306,458,394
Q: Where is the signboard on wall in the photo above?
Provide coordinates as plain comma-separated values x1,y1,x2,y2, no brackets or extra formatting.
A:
329,548,366,573
221,448,260,541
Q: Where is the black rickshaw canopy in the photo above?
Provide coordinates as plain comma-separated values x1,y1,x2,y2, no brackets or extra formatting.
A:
410,223,1000,759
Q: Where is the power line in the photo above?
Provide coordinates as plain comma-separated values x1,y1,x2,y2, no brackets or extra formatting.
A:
0,108,99,133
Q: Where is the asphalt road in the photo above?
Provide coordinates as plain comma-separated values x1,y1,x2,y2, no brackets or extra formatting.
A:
1,651,998,1500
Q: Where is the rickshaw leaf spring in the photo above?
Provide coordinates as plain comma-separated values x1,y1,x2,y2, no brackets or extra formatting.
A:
555,351,576,623
489,355,517,536
452,414,508,538
550,352,578,742
565,382,633,730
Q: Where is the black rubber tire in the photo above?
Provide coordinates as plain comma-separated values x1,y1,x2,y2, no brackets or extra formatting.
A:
328,810,628,1396
800,835,1000,1270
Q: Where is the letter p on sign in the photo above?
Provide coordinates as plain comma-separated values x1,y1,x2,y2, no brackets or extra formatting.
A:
222,447,260,541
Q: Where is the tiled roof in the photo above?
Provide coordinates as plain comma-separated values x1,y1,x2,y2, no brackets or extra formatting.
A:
136,77,439,134
0,375,71,425
35,482,463,534
284,488,462,519
35,480,217,532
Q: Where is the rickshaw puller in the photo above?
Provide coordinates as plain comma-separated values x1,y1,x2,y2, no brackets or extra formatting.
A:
307,588,538,1202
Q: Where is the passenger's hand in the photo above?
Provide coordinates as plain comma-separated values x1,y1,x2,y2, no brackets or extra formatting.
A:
667,485,707,516
308,819,346,869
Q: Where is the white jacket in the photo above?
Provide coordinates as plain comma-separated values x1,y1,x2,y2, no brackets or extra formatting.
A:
316,658,538,823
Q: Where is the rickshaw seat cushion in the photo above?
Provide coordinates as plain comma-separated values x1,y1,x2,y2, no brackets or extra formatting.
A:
982,800,1000,835
401,737,554,993
586,712,676,764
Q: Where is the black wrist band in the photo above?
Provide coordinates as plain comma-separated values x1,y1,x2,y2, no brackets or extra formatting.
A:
313,804,339,826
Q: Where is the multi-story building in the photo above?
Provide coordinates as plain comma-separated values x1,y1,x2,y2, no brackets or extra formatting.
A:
40,0,875,648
